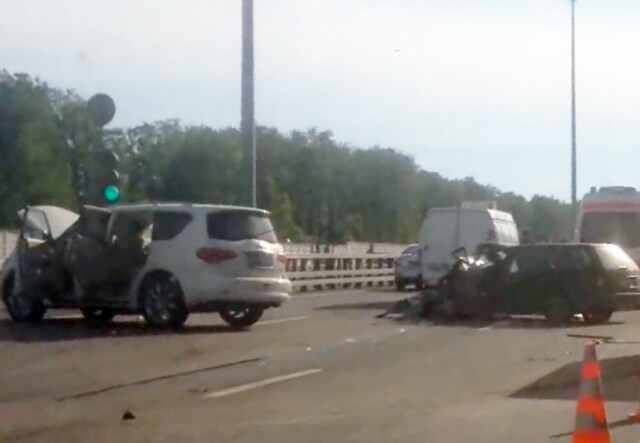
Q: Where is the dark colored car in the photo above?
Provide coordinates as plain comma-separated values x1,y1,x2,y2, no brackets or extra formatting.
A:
394,244,422,291
428,243,640,324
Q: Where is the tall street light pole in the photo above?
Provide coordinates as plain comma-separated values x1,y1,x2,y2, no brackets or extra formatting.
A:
242,0,257,207
571,0,577,214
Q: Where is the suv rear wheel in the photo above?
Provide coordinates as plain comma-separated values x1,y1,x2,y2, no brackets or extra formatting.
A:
583,309,613,324
3,276,46,322
140,273,189,329
219,304,264,328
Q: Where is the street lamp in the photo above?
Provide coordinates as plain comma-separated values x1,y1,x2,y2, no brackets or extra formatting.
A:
242,0,257,207
571,0,577,214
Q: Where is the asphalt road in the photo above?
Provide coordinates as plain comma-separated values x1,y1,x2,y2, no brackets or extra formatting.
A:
3,290,640,442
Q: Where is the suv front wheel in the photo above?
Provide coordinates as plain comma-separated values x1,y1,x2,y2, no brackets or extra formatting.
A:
140,273,189,329
3,277,46,322
219,304,264,328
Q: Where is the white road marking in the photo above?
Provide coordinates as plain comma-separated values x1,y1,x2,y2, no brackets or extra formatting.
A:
477,320,508,331
49,314,83,320
294,290,378,299
256,316,310,326
205,368,322,399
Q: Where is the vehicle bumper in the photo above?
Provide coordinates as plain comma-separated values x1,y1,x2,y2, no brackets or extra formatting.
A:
185,277,292,312
394,270,421,282
614,291,640,311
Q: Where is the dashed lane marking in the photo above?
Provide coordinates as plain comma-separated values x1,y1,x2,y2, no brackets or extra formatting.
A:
204,368,323,399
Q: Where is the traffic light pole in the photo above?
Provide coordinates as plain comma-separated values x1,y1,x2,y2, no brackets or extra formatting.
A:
571,0,577,215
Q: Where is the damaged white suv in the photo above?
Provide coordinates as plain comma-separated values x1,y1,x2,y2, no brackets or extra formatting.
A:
0,203,292,328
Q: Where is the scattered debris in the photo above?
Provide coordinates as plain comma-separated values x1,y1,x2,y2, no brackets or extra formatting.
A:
122,411,136,421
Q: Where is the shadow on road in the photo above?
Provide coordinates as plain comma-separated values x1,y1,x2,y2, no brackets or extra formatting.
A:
511,354,640,403
317,300,626,330
0,318,247,343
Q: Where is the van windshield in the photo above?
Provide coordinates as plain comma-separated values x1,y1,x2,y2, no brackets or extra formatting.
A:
581,213,640,249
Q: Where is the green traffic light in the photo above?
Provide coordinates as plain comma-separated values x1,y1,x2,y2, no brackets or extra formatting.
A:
103,185,121,204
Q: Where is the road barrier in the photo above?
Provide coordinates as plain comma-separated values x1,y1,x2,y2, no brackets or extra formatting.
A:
285,253,398,292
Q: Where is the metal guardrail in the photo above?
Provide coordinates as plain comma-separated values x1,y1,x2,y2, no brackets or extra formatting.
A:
285,253,398,292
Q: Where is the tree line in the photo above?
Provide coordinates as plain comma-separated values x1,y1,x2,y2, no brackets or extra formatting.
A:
0,71,574,243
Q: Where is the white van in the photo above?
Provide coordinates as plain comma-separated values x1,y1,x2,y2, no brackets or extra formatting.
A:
418,204,520,287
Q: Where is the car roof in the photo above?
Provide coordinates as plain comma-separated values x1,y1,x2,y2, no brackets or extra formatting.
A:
84,202,269,215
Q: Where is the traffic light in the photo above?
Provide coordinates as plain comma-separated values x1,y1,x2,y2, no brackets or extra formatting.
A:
91,148,121,205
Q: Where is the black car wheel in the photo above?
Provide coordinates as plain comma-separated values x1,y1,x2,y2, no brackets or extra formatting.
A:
140,273,189,329
583,309,613,324
3,277,46,322
219,304,265,329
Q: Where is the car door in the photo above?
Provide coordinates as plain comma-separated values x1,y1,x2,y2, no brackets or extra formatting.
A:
497,248,550,314
15,207,54,290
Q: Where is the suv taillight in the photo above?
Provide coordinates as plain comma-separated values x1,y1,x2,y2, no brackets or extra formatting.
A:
196,248,237,265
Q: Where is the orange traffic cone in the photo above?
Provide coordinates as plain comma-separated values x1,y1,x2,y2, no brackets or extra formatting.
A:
572,341,611,443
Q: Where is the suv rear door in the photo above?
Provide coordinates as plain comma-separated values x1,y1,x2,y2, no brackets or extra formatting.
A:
201,209,285,278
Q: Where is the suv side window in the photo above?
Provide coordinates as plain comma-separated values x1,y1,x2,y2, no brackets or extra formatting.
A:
507,248,551,278
151,211,192,241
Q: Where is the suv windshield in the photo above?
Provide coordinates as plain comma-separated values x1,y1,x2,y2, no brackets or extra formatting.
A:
402,245,418,256
207,210,277,243
581,212,640,248
595,244,640,271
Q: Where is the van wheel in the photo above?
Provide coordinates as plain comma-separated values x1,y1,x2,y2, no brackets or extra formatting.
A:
583,310,613,324
81,308,115,323
3,277,46,322
140,274,189,329
545,299,572,326
220,304,264,329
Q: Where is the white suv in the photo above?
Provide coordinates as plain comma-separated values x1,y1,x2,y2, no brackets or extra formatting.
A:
1,203,292,328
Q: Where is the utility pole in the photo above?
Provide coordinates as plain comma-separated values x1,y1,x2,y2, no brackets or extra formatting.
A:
571,0,577,214
241,0,257,207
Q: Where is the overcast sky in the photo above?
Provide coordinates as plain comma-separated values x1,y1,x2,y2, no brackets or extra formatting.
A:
2,0,639,201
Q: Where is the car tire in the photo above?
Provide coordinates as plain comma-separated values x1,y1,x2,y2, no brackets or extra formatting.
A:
140,273,189,329
545,299,573,326
219,304,265,329
2,277,46,322
583,309,613,324
81,308,115,323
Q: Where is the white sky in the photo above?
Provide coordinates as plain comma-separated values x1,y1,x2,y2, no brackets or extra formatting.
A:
2,0,640,201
